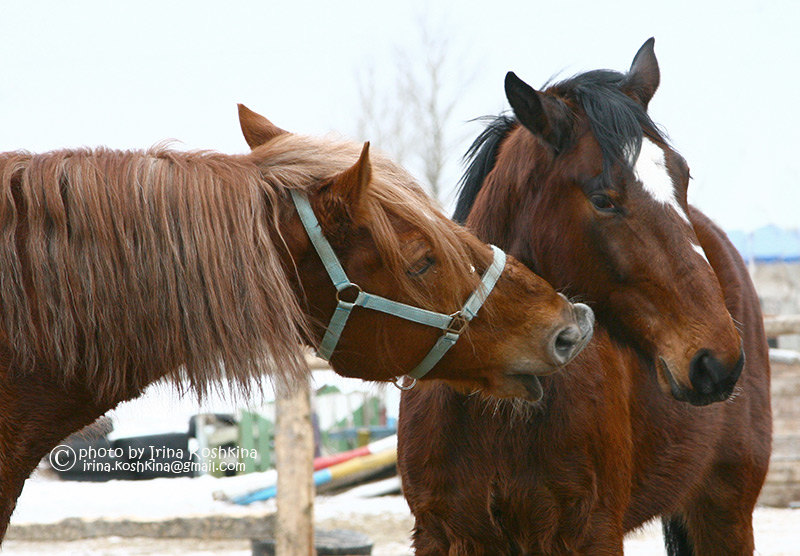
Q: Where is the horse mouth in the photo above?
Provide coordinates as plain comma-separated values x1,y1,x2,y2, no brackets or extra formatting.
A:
507,373,543,402
657,357,686,400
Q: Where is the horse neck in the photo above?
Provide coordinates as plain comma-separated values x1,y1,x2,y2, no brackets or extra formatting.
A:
269,190,337,350
467,168,524,249
467,173,544,276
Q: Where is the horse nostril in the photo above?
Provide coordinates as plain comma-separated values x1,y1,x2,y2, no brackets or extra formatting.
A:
552,325,581,364
689,349,744,397
690,352,717,394
556,326,581,352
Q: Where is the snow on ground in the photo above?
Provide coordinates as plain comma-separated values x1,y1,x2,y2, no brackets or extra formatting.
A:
11,473,267,525
12,472,410,526
624,511,800,555
8,475,800,555
3,538,253,555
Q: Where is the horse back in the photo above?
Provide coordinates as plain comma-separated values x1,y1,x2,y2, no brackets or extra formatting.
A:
690,206,772,457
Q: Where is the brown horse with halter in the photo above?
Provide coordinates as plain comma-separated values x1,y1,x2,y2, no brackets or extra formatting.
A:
399,39,771,555
0,108,594,539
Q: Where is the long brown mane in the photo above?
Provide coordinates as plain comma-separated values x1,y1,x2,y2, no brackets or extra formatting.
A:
0,135,483,402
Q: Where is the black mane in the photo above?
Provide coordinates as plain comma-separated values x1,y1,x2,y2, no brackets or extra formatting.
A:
453,69,666,223
453,115,516,224
552,69,667,179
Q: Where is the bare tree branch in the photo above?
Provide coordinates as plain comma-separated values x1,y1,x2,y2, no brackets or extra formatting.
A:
353,19,471,201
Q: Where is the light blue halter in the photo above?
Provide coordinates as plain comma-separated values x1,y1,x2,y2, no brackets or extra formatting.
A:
290,189,506,384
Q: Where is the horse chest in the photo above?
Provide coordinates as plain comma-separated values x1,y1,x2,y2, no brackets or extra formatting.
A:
399,384,630,552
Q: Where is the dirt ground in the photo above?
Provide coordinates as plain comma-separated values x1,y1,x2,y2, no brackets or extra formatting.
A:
4,505,799,555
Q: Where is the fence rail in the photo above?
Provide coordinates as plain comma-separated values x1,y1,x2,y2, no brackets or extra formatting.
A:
764,315,800,337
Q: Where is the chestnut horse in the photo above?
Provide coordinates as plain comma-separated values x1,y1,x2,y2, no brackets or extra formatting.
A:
0,109,593,539
399,39,771,554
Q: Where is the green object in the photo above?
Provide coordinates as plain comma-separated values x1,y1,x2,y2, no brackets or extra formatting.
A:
239,412,256,474
238,411,274,474
321,396,383,453
257,416,273,470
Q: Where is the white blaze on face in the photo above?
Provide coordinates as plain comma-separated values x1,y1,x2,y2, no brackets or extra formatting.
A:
634,138,711,266
693,243,711,265
634,138,690,224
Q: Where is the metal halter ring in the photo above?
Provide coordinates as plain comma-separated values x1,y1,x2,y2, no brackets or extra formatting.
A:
336,283,362,304
393,375,418,391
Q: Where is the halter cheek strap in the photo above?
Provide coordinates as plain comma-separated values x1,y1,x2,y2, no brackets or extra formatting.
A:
291,189,506,381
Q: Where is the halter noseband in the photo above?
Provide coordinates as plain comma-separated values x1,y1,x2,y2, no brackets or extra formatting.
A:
290,189,506,384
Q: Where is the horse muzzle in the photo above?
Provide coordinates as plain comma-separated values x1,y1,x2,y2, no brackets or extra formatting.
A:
658,345,745,406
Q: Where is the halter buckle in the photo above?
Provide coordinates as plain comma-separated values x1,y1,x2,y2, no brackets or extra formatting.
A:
445,312,470,336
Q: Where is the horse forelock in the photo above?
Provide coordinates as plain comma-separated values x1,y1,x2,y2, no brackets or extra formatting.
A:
457,70,671,223
0,147,310,402
546,69,668,181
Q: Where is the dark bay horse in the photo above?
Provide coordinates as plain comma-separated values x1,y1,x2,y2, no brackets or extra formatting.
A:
0,110,593,539
399,39,771,554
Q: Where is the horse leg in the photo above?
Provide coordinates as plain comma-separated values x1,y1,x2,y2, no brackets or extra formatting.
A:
411,529,492,556
0,364,121,541
662,515,693,556
577,539,624,556
676,465,763,556
570,508,625,556
411,516,453,556
578,531,624,555
412,516,517,556
682,499,755,555
0,479,26,541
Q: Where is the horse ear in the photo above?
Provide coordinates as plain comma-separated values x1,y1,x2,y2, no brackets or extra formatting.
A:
237,104,288,149
505,72,559,148
328,142,372,222
623,38,660,109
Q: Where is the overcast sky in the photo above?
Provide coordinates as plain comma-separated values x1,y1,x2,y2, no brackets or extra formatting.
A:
1,0,797,231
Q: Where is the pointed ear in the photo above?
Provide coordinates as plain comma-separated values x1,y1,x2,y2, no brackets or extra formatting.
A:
327,142,372,222
623,38,660,109
237,104,288,149
505,72,561,149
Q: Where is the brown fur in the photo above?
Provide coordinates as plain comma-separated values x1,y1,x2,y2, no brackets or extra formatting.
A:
0,138,497,403
0,118,588,540
399,43,771,554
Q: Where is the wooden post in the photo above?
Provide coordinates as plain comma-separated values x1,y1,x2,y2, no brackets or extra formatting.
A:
275,374,314,556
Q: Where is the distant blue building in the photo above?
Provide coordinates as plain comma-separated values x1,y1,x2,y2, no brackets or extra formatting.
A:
730,226,800,350
727,226,800,264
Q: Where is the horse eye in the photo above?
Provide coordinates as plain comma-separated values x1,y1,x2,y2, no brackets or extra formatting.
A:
589,193,617,212
408,255,435,277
